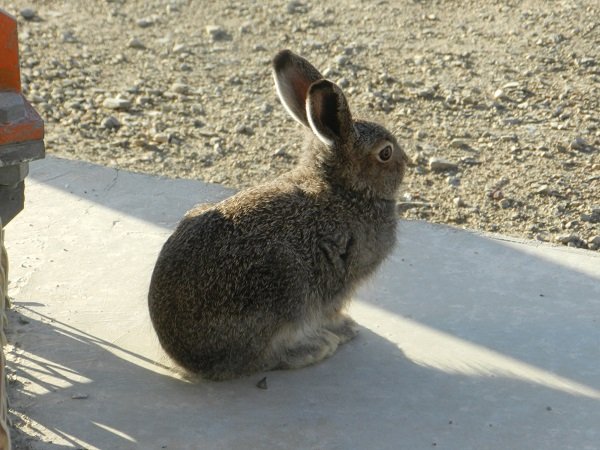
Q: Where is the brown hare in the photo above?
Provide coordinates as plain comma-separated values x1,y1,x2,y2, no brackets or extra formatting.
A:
148,50,408,380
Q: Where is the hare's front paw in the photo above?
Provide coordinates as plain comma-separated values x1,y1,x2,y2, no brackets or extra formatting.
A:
326,314,359,344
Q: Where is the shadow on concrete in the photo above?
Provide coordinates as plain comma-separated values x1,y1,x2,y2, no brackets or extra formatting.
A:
5,156,599,449
28,156,233,229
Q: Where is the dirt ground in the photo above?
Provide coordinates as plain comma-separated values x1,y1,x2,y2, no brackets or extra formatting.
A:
5,0,600,250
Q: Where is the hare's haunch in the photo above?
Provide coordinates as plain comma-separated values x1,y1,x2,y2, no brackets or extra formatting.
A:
148,50,408,380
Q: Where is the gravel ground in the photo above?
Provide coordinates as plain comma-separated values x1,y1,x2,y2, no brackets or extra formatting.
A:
6,0,600,251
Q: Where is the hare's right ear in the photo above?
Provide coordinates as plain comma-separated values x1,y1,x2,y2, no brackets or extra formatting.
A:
273,50,323,127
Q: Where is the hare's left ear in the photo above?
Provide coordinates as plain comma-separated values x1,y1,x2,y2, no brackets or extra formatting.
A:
306,79,354,147
273,50,323,127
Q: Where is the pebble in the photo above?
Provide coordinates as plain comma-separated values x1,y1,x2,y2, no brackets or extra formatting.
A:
416,87,436,99
453,197,465,207
588,235,600,250
172,83,189,94
101,116,121,130
191,104,205,115
61,31,77,43
71,393,89,400
154,133,171,144
206,25,230,42
102,98,131,110
556,233,581,245
570,136,588,151
256,377,268,389
273,146,287,157
335,55,349,66
136,17,155,28
493,89,505,100
450,139,470,150
414,130,427,140
234,124,254,135
173,43,190,54
429,157,458,172
20,8,36,20
535,185,551,195
337,77,350,88
446,176,460,187
127,38,146,50
286,1,308,14
580,208,600,223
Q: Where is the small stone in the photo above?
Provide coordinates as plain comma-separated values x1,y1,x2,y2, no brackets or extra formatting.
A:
429,157,458,172
127,38,146,49
446,176,460,187
453,197,465,207
449,139,470,150
499,198,512,209
18,316,30,325
335,55,349,66
578,57,596,68
580,208,600,223
337,77,350,88
234,124,254,135
588,235,600,250
459,156,481,166
414,130,427,140
101,116,121,130
502,117,522,126
172,83,189,94
416,87,436,99
273,146,287,157
256,377,268,389
20,8,36,20
61,31,77,43
71,393,89,400
191,104,205,115
556,233,578,245
502,81,520,89
136,17,155,28
535,185,551,195
173,43,190,54
286,1,307,14
102,98,131,110
493,89,505,100
206,25,230,42
490,190,504,200
154,133,171,144
570,136,588,151
166,3,180,13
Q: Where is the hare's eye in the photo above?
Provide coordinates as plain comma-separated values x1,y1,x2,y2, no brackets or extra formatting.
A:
377,145,393,162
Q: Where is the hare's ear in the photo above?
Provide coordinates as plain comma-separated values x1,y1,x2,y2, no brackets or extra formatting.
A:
306,79,354,147
273,50,323,127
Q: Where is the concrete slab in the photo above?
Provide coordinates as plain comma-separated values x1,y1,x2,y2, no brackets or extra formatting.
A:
5,156,600,450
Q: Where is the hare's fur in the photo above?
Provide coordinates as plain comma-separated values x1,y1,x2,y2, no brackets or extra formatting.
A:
148,50,407,380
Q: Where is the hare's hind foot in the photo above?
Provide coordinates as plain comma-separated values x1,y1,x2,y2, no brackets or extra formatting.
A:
268,328,340,371
325,314,359,344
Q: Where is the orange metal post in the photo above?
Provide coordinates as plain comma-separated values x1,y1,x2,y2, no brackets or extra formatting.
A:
0,9,44,147
1,9,46,450
0,10,21,92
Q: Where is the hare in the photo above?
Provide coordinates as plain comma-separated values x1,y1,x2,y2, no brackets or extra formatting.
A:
148,50,408,380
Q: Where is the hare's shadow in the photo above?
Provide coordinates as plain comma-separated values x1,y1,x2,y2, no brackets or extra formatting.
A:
7,303,421,450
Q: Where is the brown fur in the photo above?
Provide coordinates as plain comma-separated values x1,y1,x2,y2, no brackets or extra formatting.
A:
148,50,408,380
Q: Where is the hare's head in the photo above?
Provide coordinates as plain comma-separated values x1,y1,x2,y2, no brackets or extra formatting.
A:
273,50,408,200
